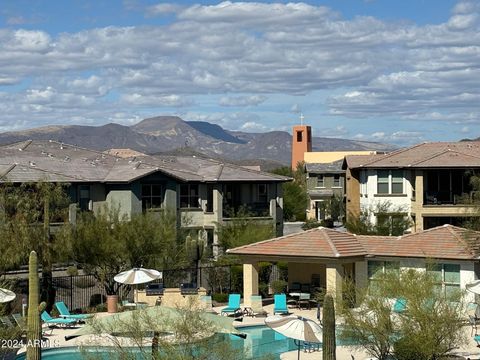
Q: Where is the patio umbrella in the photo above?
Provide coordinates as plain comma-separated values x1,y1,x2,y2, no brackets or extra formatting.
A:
0,288,16,303
114,268,162,302
466,280,480,294
265,315,322,360
66,305,245,340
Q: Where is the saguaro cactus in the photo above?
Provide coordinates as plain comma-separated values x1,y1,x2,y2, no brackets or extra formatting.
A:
27,250,42,360
322,294,336,360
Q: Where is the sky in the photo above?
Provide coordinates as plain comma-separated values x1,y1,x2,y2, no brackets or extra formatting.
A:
0,0,479,146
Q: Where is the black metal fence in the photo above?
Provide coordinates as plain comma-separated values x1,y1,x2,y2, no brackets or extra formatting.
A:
8,263,284,311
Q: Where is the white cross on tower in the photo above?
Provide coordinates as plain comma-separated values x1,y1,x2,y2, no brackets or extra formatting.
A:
300,113,304,125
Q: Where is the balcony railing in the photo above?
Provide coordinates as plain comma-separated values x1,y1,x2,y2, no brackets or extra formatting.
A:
423,190,478,205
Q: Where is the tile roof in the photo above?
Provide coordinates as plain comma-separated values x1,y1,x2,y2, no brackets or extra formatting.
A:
344,141,480,169
358,225,478,260
227,225,480,261
227,227,367,259
306,160,344,173
0,140,290,184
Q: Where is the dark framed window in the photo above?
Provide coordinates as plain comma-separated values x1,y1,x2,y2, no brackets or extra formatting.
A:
377,170,389,194
427,263,460,296
333,174,341,187
79,185,91,211
377,170,404,194
316,175,324,187
180,184,200,208
392,170,404,194
257,184,268,203
142,184,163,211
206,184,214,213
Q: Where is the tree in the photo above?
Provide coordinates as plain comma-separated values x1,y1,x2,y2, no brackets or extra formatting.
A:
215,206,275,253
271,164,308,221
339,268,466,360
346,200,411,236
0,182,71,311
68,207,185,295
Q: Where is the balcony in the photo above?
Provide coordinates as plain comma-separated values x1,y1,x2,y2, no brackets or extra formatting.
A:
222,202,271,218
423,190,478,206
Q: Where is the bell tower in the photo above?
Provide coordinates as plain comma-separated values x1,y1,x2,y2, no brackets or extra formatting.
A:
291,114,312,170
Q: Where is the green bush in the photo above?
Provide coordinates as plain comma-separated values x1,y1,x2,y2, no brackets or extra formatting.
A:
212,293,229,303
271,280,287,294
258,283,269,297
66,265,79,276
302,218,322,230
75,277,96,288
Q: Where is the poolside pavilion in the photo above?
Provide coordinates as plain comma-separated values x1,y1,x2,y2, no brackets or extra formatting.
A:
227,225,480,306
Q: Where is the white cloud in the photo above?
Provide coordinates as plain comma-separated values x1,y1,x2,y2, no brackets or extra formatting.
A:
121,93,193,107
239,121,269,132
219,95,267,107
146,3,183,16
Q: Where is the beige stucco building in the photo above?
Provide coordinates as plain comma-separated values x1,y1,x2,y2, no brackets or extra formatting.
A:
344,141,480,232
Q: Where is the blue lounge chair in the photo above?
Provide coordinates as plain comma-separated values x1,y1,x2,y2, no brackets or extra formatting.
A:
41,311,77,327
55,301,93,320
392,298,407,313
221,294,241,316
274,294,289,315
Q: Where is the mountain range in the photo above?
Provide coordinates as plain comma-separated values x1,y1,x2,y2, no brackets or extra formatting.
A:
0,116,392,166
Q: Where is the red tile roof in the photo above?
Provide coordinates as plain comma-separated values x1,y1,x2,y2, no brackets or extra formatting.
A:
344,141,480,169
358,225,478,260
227,227,367,259
227,225,480,261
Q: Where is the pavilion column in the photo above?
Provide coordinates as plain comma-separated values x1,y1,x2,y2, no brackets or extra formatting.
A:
326,263,344,300
243,263,259,307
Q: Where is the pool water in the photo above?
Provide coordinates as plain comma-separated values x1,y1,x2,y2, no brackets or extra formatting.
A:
16,326,302,360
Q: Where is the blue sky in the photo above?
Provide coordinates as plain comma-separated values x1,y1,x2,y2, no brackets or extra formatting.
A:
0,0,479,146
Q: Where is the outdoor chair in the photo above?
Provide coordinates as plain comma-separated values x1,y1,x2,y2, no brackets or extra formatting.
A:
41,311,77,327
146,283,164,296
55,301,93,321
297,293,311,310
0,315,14,328
273,294,289,315
246,295,267,317
200,295,217,314
221,294,242,316
289,282,301,292
392,298,407,313
180,282,198,295
300,283,311,293
467,302,480,335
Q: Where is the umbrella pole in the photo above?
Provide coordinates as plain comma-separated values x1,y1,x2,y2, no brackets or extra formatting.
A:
294,339,301,360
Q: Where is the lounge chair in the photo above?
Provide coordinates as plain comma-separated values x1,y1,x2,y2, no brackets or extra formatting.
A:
0,315,14,328
297,293,311,310
274,294,289,315
11,313,26,330
221,294,242,316
392,298,407,313
41,311,77,327
200,295,217,314
289,282,301,292
55,301,93,320
246,295,267,317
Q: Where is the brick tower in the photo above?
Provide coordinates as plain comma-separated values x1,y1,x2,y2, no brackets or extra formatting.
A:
291,116,312,170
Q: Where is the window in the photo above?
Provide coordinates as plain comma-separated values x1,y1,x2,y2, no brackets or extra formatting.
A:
376,214,408,236
368,260,400,291
333,174,341,187
142,184,163,211
79,185,91,211
257,184,268,203
297,131,303,142
180,184,200,208
316,175,324,187
377,170,404,194
427,263,460,296
206,184,214,212
391,170,403,194
377,170,389,194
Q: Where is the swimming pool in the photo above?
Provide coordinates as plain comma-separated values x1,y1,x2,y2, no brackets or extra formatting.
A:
15,326,301,360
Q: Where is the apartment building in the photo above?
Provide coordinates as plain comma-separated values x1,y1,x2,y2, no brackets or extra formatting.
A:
344,141,480,232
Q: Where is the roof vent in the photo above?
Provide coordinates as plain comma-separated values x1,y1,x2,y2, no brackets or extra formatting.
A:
29,161,36,167
133,161,142,169
60,142,64,150
47,153,54,158
128,156,137,163
64,156,70,162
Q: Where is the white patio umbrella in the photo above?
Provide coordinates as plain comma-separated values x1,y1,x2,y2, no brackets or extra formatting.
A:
114,268,162,302
0,288,16,303
466,280,480,295
265,315,322,360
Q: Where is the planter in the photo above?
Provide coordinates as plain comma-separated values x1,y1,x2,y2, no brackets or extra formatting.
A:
107,295,119,313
